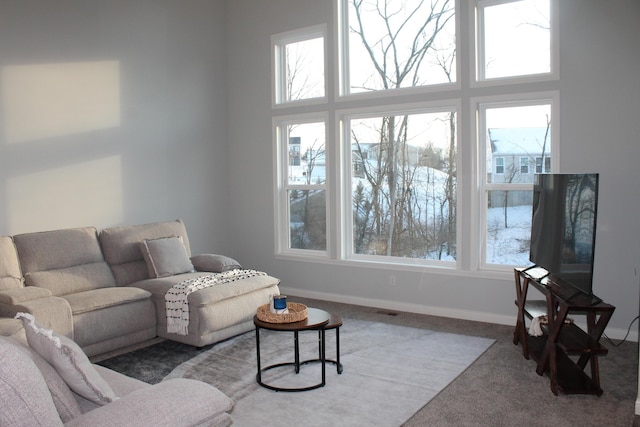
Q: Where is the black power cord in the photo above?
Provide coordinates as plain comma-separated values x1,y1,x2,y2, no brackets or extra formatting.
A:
602,315,640,347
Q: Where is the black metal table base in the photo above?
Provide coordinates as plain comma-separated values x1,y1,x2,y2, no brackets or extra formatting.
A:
256,328,326,392
301,327,343,374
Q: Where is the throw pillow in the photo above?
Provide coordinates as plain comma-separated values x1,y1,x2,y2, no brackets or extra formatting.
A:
190,254,242,273
15,312,117,406
140,236,195,278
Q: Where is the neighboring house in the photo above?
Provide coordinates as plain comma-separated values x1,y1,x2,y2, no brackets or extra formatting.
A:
488,127,551,207
489,127,551,183
288,136,326,183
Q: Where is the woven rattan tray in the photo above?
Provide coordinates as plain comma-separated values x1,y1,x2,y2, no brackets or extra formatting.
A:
256,302,308,323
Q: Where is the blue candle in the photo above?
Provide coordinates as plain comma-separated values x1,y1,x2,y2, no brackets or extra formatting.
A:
273,295,287,310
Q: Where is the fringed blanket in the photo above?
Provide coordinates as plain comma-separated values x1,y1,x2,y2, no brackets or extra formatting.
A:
165,269,267,335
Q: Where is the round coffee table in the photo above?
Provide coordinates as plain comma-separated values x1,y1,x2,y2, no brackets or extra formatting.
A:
254,308,330,392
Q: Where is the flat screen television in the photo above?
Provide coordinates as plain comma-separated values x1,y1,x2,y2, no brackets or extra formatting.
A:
529,173,600,301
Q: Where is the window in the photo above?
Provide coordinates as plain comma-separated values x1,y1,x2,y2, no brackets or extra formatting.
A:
535,156,551,173
272,26,326,105
275,118,327,252
339,0,456,95
479,99,556,267
476,0,552,81
344,108,457,262
273,0,558,272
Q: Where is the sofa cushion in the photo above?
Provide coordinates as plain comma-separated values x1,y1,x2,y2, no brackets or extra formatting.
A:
16,312,117,405
191,254,242,273
24,262,116,296
4,336,83,422
65,379,233,427
140,236,195,278
63,287,152,315
14,226,105,273
99,220,192,286
0,336,63,426
0,236,23,291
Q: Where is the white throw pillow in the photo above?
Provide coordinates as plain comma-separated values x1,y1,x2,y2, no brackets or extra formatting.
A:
140,236,195,278
15,312,117,405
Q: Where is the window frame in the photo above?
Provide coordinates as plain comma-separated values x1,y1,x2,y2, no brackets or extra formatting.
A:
337,100,460,268
473,91,560,272
273,113,330,258
471,0,559,88
336,0,461,101
272,1,560,276
272,24,328,108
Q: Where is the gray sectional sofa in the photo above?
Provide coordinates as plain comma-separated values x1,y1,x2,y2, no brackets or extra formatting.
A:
0,219,280,357
1,316,234,426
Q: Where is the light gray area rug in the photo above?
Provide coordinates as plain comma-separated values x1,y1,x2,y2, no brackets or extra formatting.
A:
164,319,494,426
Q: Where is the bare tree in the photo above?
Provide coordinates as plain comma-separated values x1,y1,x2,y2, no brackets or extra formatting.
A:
349,0,455,258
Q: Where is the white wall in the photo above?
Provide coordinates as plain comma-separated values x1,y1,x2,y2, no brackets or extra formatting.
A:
0,0,230,255
226,0,640,340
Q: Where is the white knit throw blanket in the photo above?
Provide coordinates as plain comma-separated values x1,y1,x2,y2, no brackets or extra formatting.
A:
165,269,267,335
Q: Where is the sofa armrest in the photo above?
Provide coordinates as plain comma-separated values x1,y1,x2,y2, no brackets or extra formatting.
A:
65,378,233,427
0,287,52,304
0,295,73,339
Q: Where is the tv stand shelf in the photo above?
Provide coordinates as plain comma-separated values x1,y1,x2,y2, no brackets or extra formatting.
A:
513,266,615,396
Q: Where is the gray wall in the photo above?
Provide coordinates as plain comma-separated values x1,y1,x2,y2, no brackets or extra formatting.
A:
1,0,637,342
0,0,230,255
2,0,639,414
226,0,640,342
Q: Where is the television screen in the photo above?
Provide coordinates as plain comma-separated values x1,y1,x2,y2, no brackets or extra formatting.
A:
529,173,599,297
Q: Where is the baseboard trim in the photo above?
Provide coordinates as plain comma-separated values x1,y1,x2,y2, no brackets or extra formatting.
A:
279,286,514,326
280,287,639,342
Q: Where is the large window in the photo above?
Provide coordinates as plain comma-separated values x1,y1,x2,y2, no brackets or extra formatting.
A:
273,0,557,272
345,107,457,263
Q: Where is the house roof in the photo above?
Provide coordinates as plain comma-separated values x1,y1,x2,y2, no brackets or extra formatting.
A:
489,127,550,156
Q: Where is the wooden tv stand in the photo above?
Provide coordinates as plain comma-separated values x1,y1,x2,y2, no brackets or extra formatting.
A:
513,266,615,396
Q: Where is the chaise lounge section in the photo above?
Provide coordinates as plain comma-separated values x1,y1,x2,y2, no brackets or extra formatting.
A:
98,220,281,347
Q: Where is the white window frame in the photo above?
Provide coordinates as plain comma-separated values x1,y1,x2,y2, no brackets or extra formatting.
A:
273,113,330,258
337,101,460,268
473,91,560,272
471,0,559,87
271,1,561,275
336,0,461,101
272,24,328,108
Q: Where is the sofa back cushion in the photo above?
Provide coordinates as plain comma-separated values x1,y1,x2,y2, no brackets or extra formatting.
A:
13,227,116,296
0,236,24,291
99,220,192,286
